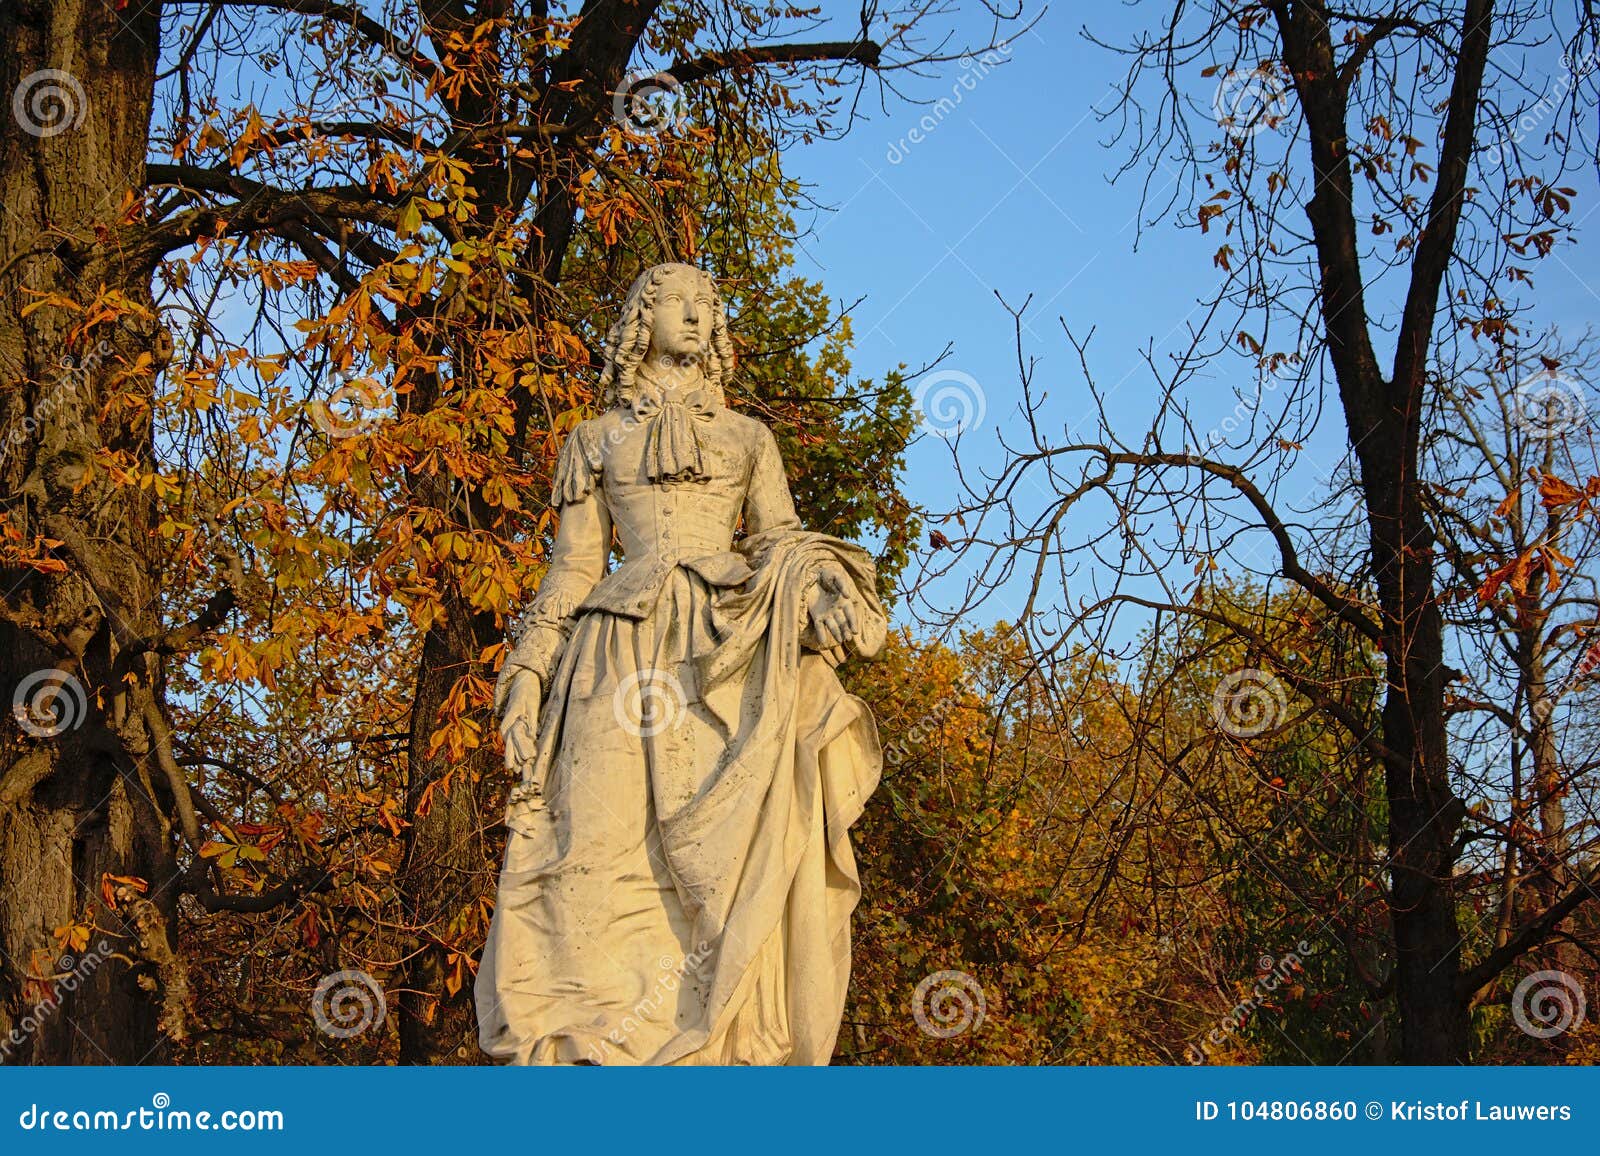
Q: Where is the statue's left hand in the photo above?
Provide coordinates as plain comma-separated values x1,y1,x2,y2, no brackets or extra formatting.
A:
807,564,864,665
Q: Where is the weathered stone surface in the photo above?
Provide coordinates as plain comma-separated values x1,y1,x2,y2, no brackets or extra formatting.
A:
475,263,885,1065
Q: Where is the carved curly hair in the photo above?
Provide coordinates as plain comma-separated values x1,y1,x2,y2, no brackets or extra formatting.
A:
598,263,736,409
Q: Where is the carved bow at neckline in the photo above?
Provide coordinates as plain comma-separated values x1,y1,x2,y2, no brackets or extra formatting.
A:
632,385,715,484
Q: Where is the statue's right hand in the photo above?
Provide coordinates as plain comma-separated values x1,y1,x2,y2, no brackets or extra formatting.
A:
498,669,543,774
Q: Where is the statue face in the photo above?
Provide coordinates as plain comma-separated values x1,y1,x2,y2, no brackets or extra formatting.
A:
645,267,715,367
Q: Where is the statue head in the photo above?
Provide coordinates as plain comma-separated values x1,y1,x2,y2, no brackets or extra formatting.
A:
598,263,736,409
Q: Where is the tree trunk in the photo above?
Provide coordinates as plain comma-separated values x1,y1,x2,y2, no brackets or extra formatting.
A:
1368,473,1468,1064
1285,0,1492,1063
0,0,180,1064
396,597,500,1065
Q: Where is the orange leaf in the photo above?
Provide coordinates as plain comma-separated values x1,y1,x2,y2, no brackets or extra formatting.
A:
1538,474,1588,512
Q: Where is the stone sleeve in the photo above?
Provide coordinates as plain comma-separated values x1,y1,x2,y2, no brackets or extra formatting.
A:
496,426,613,710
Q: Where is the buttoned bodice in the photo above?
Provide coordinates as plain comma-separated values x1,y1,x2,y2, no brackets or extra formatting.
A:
524,393,802,623
599,406,748,563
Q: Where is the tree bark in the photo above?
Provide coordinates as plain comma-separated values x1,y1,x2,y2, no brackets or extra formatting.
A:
0,0,180,1064
396,592,499,1065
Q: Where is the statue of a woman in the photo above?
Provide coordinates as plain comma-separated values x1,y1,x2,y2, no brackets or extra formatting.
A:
475,263,887,1065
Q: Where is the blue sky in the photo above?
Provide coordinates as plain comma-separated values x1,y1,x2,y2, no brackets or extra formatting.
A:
154,1,1600,637
781,3,1600,629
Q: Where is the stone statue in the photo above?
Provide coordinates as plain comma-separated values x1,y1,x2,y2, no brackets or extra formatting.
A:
475,262,887,1065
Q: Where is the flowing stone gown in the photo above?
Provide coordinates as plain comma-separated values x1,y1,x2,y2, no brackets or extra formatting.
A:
475,378,886,1065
